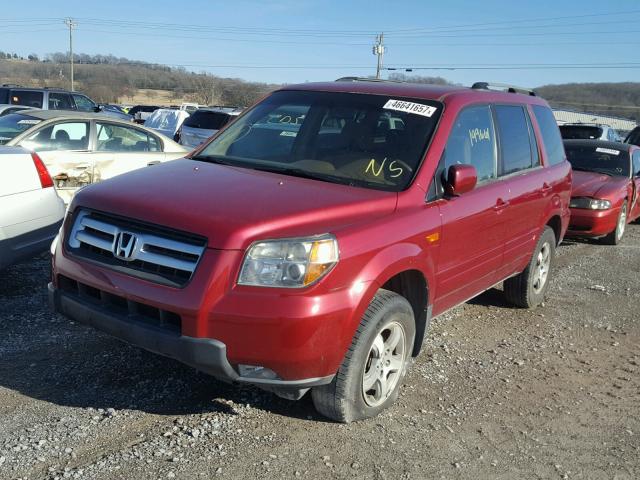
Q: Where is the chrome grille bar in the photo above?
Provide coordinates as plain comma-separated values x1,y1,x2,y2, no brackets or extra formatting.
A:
66,209,206,286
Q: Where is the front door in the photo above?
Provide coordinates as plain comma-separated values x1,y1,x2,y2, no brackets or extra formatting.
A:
434,104,507,315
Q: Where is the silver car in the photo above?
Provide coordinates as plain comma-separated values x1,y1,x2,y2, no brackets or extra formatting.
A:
177,107,242,149
0,110,188,203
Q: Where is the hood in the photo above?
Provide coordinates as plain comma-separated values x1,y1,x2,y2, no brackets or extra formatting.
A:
71,159,397,250
571,170,629,199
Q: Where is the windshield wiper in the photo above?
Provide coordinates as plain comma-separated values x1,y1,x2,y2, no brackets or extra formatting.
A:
191,154,237,166
250,165,349,184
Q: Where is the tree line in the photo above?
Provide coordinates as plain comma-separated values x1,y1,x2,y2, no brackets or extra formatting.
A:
0,52,278,107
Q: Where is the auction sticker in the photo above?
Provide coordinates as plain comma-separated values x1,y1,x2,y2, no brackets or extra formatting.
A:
383,99,437,117
596,147,620,155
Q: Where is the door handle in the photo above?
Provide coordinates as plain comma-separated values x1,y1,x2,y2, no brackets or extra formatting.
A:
541,182,553,194
493,198,509,211
147,161,160,166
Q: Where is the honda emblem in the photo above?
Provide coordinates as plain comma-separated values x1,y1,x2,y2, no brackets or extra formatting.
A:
113,231,138,261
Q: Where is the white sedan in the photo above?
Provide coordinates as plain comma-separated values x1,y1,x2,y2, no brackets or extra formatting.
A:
0,110,189,203
0,146,65,269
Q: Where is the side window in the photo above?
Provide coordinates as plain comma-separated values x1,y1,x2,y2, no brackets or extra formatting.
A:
627,129,640,146
96,122,162,152
494,105,534,175
72,94,97,112
633,151,640,177
23,122,89,151
525,108,540,167
532,105,565,166
10,90,43,108
444,105,497,182
48,93,74,110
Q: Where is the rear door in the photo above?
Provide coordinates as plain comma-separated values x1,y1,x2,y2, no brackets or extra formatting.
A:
493,104,548,278
92,121,166,180
434,104,508,314
48,92,75,110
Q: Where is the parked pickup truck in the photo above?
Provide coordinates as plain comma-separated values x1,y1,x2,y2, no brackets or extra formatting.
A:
49,79,571,422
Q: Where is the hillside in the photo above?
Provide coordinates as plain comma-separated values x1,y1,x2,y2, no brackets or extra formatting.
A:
1,54,639,121
535,82,640,121
0,53,278,107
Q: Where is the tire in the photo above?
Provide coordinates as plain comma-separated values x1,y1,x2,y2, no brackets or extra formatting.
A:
504,226,556,308
311,289,415,423
602,200,627,245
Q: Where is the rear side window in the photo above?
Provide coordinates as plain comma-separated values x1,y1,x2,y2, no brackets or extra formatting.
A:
532,105,565,166
10,90,43,108
23,121,89,151
633,151,640,176
184,111,231,130
0,88,8,104
494,105,536,175
444,105,497,182
49,92,74,110
626,128,640,146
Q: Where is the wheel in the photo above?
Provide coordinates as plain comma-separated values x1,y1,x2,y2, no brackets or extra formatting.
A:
504,226,556,308
602,200,627,245
311,289,415,423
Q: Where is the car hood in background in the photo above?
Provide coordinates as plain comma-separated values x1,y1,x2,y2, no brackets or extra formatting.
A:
72,159,397,250
571,170,629,199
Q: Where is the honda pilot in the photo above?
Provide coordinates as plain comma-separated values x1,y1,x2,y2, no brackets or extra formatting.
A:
49,79,571,422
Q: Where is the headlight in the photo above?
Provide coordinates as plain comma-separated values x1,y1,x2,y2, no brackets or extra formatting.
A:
238,235,339,288
569,197,611,210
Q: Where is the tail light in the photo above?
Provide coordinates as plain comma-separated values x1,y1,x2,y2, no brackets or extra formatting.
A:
31,152,54,188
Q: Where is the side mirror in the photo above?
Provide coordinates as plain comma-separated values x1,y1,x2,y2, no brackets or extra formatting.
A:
94,106,102,113
445,164,477,196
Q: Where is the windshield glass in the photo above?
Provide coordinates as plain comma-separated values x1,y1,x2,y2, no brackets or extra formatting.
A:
559,125,603,140
184,111,231,130
565,143,630,177
0,113,41,145
196,90,442,191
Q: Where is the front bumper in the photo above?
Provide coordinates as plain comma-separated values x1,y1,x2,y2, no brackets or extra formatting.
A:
566,207,619,237
48,282,334,397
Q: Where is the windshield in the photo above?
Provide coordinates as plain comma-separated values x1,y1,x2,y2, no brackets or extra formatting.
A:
560,125,603,140
184,111,231,130
565,143,630,177
0,113,41,145
196,90,442,191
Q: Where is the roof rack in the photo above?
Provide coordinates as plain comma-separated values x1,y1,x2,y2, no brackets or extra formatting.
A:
471,82,536,96
335,76,403,83
1,83,23,88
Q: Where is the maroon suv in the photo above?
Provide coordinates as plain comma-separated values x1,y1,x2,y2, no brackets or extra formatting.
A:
49,80,571,422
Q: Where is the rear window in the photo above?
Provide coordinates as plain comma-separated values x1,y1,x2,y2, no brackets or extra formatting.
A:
565,143,630,177
10,90,44,108
184,111,231,130
559,125,603,140
0,113,41,145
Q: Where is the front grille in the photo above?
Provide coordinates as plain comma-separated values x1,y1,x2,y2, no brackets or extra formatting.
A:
66,209,207,288
58,274,182,334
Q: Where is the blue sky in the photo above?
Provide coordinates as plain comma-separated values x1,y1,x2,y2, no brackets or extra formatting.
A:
3,0,640,87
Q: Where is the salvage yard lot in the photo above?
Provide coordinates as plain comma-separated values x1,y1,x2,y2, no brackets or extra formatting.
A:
1,226,639,480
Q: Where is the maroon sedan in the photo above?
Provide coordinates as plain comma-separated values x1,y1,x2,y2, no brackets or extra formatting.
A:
565,139,640,244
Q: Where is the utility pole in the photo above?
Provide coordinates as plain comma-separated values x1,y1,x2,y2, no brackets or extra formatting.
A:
373,33,385,79
64,18,77,91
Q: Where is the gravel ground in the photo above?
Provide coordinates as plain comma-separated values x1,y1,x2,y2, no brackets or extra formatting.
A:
1,224,639,480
